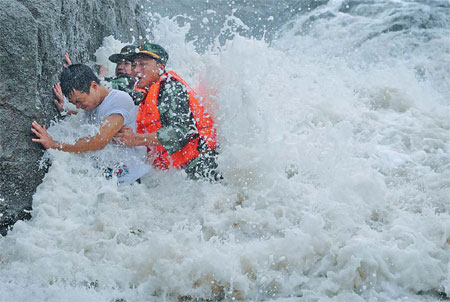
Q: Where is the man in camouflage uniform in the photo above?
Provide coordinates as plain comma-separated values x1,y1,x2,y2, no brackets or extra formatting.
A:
115,43,221,181
106,45,143,105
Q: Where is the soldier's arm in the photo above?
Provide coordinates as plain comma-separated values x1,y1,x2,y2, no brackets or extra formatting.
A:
157,80,197,155
115,126,160,147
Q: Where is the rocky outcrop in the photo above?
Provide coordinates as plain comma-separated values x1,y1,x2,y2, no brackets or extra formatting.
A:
0,0,149,235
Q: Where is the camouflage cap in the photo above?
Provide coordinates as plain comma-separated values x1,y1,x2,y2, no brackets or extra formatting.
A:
108,45,137,63
127,43,169,65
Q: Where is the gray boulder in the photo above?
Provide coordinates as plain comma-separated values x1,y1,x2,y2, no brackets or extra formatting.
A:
0,0,148,236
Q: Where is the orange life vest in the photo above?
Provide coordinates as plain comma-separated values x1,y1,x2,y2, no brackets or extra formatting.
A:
136,71,217,169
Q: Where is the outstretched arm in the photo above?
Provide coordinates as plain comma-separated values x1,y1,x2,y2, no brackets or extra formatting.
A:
32,114,124,153
157,80,197,154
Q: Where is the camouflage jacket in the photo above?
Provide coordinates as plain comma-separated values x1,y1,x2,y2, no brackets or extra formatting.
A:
104,74,144,105
155,76,221,181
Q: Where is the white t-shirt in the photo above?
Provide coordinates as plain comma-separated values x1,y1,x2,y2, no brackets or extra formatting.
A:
85,89,151,183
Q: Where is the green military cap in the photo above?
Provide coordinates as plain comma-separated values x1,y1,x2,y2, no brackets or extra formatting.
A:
108,45,137,63
127,42,169,65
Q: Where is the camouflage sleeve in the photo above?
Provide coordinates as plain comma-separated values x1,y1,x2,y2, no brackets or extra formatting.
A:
105,75,134,91
157,79,198,155
105,75,143,105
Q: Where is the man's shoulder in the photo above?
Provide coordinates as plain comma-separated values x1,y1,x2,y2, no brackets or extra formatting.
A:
161,75,188,95
101,90,134,109
108,89,133,101
95,90,135,122
163,73,185,86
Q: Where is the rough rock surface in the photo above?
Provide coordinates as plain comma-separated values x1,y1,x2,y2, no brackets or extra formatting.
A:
0,0,149,236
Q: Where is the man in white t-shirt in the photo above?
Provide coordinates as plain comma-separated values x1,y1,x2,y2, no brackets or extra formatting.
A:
32,64,151,183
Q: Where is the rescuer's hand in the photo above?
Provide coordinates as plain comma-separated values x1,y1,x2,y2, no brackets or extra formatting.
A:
115,126,137,147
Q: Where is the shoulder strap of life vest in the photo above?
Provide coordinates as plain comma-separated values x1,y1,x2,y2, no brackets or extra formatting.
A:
136,77,163,134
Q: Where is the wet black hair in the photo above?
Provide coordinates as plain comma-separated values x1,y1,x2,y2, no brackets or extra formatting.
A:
60,64,100,97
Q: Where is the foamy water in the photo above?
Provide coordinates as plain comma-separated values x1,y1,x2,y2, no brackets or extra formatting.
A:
1,1,449,301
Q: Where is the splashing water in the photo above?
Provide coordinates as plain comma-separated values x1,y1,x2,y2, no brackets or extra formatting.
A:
1,1,449,301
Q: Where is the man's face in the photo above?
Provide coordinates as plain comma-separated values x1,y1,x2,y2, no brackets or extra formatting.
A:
132,56,163,89
68,82,100,111
115,60,132,76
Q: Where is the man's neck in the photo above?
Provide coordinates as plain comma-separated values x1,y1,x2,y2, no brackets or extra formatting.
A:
98,85,111,104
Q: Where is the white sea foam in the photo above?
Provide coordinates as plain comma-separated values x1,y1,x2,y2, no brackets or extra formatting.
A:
1,1,449,301
94,35,128,78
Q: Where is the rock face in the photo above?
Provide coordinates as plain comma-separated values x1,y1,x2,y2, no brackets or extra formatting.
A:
0,0,149,236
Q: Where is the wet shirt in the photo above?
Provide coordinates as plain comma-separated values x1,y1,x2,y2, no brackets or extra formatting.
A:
85,90,151,183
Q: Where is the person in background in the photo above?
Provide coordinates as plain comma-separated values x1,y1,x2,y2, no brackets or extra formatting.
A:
32,64,151,184
115,43,222,182
105,45,144,105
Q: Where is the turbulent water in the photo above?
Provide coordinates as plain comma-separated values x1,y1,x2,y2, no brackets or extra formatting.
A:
1,0,449,301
